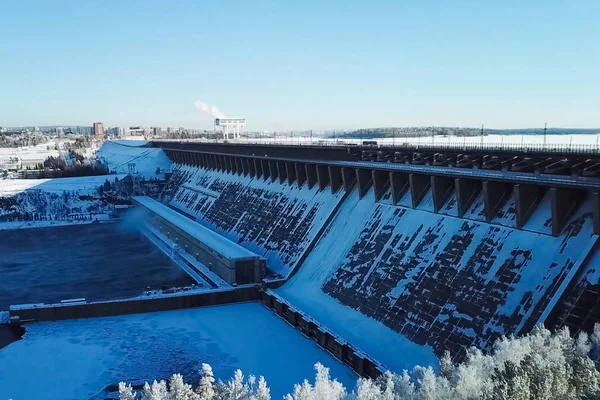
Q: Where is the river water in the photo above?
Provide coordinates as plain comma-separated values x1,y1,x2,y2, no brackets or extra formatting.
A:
0,223,194,310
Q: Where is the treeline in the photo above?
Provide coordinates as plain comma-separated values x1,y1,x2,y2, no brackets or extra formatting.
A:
0,190,110,222
334,127,600,139
31,156,108,178
160,131,212,140
64,135,95,150
119,324,600,400
0,133,50,148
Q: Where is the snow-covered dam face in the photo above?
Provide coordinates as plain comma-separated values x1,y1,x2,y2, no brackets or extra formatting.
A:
0,223,194,310
162,165,345,277
163,162,599,371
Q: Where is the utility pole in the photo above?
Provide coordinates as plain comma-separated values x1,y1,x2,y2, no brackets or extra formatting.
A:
480,125,484,146
543,122,547,148
392,128,395,147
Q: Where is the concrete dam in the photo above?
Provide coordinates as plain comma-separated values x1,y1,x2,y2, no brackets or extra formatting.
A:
153,141,600,372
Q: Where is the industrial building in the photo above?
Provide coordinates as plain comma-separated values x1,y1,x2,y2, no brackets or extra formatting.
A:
214,118,246,140
132,196,266,285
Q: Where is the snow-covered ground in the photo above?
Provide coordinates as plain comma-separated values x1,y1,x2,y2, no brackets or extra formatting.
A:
0,175,126,196
0,303,356,400
97,140,172,178
0,175,127,229
0,142,59,162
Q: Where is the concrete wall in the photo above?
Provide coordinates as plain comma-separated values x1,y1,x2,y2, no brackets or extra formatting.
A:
146,212,238,284
261,291,383,379
10,287,260,322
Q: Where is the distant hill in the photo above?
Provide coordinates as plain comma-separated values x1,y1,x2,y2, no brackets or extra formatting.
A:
332,127,600,139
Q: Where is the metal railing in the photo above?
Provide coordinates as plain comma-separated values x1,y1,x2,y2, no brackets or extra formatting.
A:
153,136,600,155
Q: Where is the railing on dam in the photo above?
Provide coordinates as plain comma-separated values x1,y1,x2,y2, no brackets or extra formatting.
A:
153,137,600,155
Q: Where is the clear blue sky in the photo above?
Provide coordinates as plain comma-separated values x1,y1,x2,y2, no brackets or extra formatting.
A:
1,0,598,131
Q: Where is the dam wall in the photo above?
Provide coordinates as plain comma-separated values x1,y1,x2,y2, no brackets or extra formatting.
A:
276,186,597,370
156,149,600,372
160,164,345,277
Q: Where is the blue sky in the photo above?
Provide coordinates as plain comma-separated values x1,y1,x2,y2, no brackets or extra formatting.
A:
1,0,598,130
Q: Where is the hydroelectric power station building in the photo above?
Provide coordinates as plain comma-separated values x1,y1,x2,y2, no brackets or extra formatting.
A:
132,196,266,285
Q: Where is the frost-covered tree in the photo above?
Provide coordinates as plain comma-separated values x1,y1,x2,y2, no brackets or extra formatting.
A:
141,380,169,400
119,324,600,400
118,382,136,400
287,363,346,400
223,369,250,400
196,363,216,400
250,376,270,400
169,373,199,400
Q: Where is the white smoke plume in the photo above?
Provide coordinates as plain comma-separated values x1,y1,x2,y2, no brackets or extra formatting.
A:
194,100,226,119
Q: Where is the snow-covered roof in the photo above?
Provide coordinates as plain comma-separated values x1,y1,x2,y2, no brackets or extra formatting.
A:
133,196,259,260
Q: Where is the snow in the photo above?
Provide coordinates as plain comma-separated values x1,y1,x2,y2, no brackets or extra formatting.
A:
277,189,439,373
0,303,356,400
522,189,553,234
0,174,126,196
276,186,597,369
167,164,345,277
0,142,59,162
134,195,260,260
0,215,111,231
536,236,600,327
97,140,172,178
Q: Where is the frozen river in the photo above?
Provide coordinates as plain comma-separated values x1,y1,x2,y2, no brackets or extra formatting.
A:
0,303,357,399
0,223,194,310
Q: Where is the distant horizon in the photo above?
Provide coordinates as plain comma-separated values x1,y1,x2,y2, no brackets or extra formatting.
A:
2,124,600,134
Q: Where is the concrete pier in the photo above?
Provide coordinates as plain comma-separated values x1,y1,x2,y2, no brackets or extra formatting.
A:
277,160,287,184
515,184,541,229
296,163,307,187
390,172,409,205
329,166,343,193
409,174,430,208
286,162,297,185
356,169,372,199
431,176,454,213
316,164,330,191
483,181,511,222
306,164,318,189
551,188,585,236
372,170,390,202
455,178,482,217
342,167,356,192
